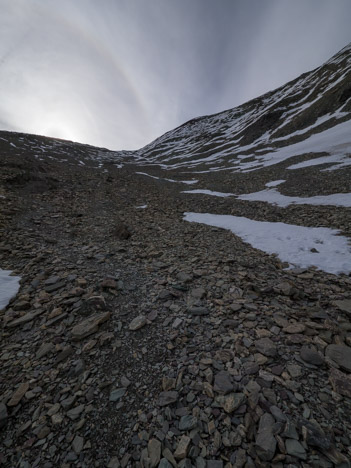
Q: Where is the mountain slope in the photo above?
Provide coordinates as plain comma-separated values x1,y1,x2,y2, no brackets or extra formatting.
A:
130,43,351,173
1,44,351,468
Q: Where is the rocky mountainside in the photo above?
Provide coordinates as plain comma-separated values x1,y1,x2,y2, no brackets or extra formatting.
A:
0,44,351,468
131,42,351,174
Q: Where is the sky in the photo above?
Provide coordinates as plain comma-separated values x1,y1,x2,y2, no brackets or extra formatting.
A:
0,0,350,151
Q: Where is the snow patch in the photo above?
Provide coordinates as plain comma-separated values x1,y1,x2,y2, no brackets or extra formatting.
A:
183,212,351,275
182,189,234,197
0,269,21,310
265,180,286,187
238,188,351,208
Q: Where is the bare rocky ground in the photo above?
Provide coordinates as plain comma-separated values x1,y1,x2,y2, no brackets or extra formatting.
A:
1,137,351,468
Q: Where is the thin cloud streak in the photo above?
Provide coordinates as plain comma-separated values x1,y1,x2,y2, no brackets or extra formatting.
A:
0,0,350,150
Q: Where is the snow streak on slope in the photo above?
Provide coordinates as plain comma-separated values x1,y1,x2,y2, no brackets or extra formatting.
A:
130,43,351,173
0,269,21,310
184,213,351,275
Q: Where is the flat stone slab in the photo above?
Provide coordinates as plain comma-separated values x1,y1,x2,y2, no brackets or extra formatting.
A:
255,338,277,357
7,382,30,407
255,413,276,461
214,370,234,394
333,299,351,315
300,346,324,366
326,344,351,372
215,393,246,413
129,315,147,330
329,367,351,397
157,391,178,407
71,312,111,340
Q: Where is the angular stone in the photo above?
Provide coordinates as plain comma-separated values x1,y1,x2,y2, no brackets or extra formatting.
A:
71,312,110,340
300,346,324,366
179,415,198,431
215,393,246,413
282,419,299,440
190,287,206,299
329,367,351,397
129,315,147,331
147,438,161,467
333,299,351,315
285,439,307,460
0,402,8,428
45,280,66,292
72,435,84,454
270,405,287,422
283,323,306,334
7,382,30,407
174,435,191,460
214,370,234,394
298,419,331,450
67,404,85,420
162,377,176,391
158,391,178,406
255,338,277,357
159,459,173,468
207,462,223,468
325,344,351,372
36,342,55,359
187,306,209,316
109,388,126,402
6,309,45,328
255,413,276,461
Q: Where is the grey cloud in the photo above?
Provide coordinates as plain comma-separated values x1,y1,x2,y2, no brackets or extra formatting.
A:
0,0,350,150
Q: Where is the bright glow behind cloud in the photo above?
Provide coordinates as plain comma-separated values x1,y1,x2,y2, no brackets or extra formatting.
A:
0,0,350,150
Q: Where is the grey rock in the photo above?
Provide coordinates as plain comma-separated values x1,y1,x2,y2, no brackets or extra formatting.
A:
334,299,351,315
45,280,66,292
325,344,351,372
196,457,206,468
270,405,287,422
159,459,173,468
178,460,192,468
71,312,110,340
109,388,126,402
129,315,147,331
255,338,277,357
329,367,351,397
72,435,84,454
215,393,246,413
179,415,198,431
36,342,55,359
214,370,234,394
147,438,161,467
282,419,299,440
191,287,206,299
255,413,276,461
300,346,324,366
66,404,85,420
0,402,8,429
158,391,178,406
206,461,223,468
188,306,209,316
298,419,332,450
285,439,307,460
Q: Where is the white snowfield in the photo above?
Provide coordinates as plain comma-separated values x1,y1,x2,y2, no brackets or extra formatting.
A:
0,269,21,310
183,213,351,275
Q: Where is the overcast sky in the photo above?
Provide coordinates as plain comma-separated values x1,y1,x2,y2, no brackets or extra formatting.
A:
0,0,350,150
